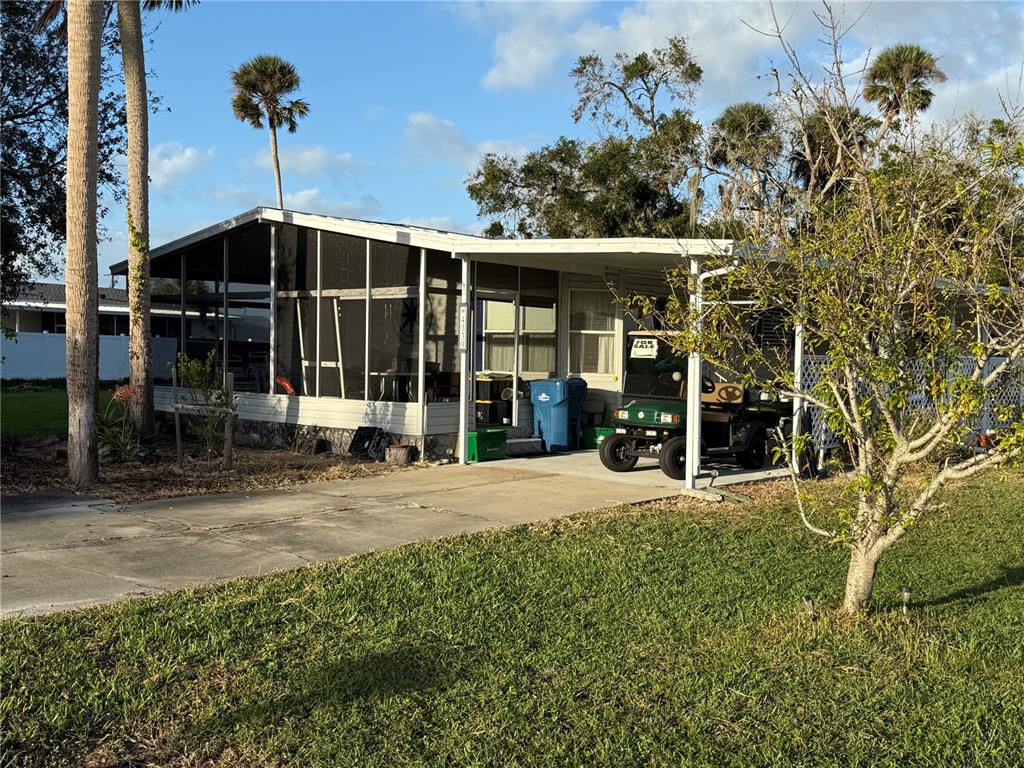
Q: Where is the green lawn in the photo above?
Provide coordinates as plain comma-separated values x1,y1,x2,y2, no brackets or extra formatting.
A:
2,473,1022,767
0,385,115,437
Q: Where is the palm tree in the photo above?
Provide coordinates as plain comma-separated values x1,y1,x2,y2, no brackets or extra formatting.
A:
118,0,195,438
708,102,781,227
230,55,310,208
65,0,105,486
790,108,874,199
863,43,947,120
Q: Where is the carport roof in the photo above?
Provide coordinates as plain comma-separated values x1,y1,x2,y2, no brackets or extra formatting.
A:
110,207,733,277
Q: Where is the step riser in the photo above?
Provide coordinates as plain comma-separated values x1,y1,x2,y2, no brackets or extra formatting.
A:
506,437,544,456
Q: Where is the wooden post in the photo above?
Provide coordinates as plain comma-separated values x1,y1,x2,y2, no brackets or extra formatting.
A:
223,372,234,470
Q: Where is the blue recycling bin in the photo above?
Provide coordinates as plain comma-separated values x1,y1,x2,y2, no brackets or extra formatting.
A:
530,378,588,452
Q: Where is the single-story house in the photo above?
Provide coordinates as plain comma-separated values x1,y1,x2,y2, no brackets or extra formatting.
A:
0,282,181,380
109,206,805,489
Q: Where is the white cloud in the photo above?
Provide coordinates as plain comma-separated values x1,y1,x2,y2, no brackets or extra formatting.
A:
249,144,360,182
149,142,214,189
405,112,527,168
462,1,1024,121
283,188,384,219
398,216,482,235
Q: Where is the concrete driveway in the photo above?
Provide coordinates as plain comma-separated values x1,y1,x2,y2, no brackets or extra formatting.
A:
1,457,705,617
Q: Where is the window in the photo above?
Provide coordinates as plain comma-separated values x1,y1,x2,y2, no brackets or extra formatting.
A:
520,303,557,377
569,290,615,374
40,312,66,333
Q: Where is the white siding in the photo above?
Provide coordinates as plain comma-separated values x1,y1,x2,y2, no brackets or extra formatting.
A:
424,402,460,435
155,386,424,435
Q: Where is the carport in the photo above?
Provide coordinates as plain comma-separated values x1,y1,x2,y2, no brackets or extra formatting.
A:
449,238,806,490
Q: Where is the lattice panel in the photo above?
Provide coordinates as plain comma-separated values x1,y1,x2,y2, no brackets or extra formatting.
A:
798,355,1022,453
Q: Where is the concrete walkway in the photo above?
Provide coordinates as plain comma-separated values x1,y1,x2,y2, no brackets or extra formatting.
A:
1,458,708,617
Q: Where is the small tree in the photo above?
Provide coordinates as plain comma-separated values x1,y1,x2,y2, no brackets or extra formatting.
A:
642,8,1023,613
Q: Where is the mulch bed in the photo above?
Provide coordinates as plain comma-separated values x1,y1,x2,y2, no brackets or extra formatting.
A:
1,438,398,504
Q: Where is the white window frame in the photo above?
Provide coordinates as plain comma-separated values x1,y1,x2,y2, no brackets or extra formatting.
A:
568,289,615,374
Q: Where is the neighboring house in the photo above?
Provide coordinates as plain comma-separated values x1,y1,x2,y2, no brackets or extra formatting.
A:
0,282,181,380
108,206,758,487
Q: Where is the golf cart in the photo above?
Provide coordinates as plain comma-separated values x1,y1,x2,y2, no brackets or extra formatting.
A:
600,332,786,479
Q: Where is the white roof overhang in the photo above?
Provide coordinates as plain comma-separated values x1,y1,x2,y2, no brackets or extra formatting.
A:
111,206,733,279
453,238,733,276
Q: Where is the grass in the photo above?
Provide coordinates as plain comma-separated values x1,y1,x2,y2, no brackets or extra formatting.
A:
2,472,1022,767
0,384,117,437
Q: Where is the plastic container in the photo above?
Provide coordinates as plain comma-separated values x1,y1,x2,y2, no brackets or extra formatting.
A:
584,425,617,449
466,428,507,462
530,378,588,452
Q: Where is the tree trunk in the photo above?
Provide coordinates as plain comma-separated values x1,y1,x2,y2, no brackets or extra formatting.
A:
65,0,104,487
269,124,283,208
842,544,882,613
118,0,154,437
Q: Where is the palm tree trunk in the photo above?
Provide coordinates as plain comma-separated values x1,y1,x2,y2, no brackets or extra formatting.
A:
269,123,283,208
118,0,154,437
65,0,104,487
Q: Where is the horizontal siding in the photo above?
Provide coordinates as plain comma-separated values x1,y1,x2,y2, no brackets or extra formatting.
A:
424,402,460,435
155,386,422,435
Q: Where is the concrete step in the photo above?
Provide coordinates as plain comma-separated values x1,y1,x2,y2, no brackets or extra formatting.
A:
506,437,544,456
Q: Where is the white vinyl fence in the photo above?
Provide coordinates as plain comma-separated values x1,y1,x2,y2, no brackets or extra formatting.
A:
0,332,178,381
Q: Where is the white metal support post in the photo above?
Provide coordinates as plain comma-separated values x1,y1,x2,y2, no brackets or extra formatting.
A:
684,256,703,491
179,252,186,359
364,239,371,400
417,247,427,442
511,268,521,427
792,322,805,468
268,225,277,391
315,230,322,397
222,236,229,389
458,254,471,463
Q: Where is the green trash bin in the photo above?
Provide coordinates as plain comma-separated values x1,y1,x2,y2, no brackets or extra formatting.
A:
584,425,617,449
466,428,507,462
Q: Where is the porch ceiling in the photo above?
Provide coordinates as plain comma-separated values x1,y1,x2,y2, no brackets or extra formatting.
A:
453,238,734,276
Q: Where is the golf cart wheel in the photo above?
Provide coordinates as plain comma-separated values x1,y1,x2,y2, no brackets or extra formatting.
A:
737,430,767,469
600,434,638,472
658,436,688,480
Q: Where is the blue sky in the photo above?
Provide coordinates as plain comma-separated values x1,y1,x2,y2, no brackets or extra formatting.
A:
100,0,1024,281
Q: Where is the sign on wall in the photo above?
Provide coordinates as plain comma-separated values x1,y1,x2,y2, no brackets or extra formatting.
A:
457,302,468,353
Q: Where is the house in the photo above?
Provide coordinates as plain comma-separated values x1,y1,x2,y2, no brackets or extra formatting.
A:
0,282,180,380
108,207,801,489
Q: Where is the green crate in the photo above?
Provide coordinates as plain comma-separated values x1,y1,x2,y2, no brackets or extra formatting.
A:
467,428,507,462
583,426,617,449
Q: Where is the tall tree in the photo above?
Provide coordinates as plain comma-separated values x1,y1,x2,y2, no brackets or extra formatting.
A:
707,101,782,226
118,0,153,437
117,0,194,437
788,108,874,200
230,54,309,209
468,37,703,239
1,2,127,312
863,43,947,120
65,0,105,487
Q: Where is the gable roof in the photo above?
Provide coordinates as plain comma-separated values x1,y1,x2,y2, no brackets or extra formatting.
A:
110,206,733,278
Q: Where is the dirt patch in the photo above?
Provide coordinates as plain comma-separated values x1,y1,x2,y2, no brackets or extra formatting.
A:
1,442,400,504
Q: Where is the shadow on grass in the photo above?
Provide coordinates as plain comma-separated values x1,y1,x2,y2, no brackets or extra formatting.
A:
920,565,1024,608
208,639,468,734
